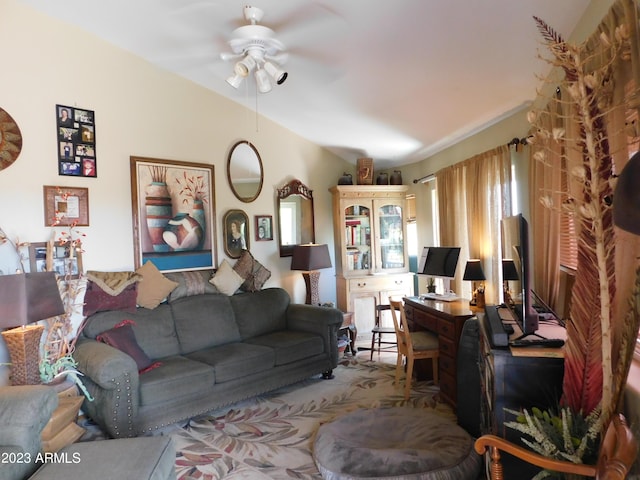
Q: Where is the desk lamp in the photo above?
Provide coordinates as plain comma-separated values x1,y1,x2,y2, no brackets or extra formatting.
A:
291,244,332,305
463,259,486,307
502,259,519,304
0,272,64,385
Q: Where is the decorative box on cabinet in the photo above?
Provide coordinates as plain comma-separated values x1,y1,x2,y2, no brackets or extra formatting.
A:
329,185,411,339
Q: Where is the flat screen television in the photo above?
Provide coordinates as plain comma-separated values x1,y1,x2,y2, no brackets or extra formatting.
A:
501,214,539,339
418,246,461,278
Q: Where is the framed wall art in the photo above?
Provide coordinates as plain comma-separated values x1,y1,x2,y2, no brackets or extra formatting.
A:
130,156,217,271
223,210,249,258
56,104,97,178
43,185,89,226
255,215,273,241
28,241,83,279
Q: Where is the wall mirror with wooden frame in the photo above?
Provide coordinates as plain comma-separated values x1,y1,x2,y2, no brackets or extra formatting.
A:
227,140,263,203
277,179,315,257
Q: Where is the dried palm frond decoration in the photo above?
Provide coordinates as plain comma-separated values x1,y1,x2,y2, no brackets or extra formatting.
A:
528,15,640,429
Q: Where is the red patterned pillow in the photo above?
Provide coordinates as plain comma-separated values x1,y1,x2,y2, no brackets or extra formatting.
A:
96,320,161,374
83,281,138,317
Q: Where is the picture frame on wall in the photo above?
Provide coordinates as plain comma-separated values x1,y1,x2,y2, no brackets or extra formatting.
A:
255,215,273,241
130,156,217,271
27,241,83,279
56,104,97,178
43,185,89,226
223,209,249,259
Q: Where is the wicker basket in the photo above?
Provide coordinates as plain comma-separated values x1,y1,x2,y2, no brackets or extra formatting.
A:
357,157,373,185
1,324,44,385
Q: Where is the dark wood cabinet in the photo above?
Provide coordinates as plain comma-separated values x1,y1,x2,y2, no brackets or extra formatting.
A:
478,306,565,440
403,296,475,407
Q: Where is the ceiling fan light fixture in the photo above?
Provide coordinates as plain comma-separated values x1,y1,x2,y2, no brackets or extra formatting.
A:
263,61,288,85
226,73,243,89
255,68,272,93
234,55,256,77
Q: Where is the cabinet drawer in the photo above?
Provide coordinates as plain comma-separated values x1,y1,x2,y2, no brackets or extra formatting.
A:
440,353,456,376
439,371,456,406
413,309,437,331
348,275,410,293
437,318,456,339
439,335,456,357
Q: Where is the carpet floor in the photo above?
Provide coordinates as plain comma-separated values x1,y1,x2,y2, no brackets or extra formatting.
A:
80,353,457,479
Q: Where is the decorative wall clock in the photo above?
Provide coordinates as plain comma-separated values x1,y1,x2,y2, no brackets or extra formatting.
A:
0,107,22,172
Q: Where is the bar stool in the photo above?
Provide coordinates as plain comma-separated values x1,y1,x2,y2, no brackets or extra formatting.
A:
370,303,397,360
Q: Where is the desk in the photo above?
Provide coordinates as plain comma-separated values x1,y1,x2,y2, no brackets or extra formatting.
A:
402,296,475,407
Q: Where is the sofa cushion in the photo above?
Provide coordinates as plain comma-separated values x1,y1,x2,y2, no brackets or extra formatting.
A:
165,269,218,302
170,294,241,354
83,281,138,317
82,304,180,359
230,288,290,340
246,331,325,366
135,261,178,309
234,250,271,292
138,355,215,407
210,259,244,295
186,343,275,383
96,320,158,373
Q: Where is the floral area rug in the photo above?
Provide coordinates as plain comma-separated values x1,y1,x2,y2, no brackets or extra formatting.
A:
169,355,455,480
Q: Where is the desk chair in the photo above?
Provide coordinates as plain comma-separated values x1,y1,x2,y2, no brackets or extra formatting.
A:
474,413,637,480
370,303,397,360
389,299,439,400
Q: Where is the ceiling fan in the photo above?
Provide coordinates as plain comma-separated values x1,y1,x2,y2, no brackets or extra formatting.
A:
221,5,289,93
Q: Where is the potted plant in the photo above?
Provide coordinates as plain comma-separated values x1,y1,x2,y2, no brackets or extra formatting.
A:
427,277,437,294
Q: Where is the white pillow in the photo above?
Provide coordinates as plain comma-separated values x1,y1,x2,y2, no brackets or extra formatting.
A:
210,259,244,296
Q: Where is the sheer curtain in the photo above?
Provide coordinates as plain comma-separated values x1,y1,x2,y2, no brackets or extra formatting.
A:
435,145,512,304
529,0,640,316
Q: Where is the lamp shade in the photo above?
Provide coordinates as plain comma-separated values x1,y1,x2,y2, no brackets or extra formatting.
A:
0,272,65,329
502,259,519,281
291,244,332,271
463,259,485,281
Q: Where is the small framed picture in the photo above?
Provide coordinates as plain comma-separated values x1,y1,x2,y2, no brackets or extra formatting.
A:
255,215,273,241
43,185,89,226
223,210,249,258
28,241,83,279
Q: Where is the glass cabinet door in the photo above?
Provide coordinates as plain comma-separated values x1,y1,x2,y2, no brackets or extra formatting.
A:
343,204,371,272
377,202,405,270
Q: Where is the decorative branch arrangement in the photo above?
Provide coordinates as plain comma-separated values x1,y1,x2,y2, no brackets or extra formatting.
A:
528,16,640,430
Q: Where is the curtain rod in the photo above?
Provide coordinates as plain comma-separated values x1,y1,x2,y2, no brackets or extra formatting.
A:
412,173,435,184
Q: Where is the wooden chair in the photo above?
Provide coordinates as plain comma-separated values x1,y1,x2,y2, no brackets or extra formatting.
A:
474,413,638,480
370,303,397,360
389,299,439,400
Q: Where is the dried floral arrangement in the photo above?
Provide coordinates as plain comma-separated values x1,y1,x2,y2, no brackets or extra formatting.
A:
525,15,640,437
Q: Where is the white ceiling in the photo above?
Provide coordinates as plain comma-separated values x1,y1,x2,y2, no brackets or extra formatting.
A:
20,0,592,169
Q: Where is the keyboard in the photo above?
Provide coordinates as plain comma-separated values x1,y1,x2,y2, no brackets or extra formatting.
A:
509,338,565,348
420,293,459,302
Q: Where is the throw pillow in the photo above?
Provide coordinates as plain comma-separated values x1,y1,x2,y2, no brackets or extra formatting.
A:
135,261,179,309
210,259,244,296
234,250,271,292
83,281,138,317
96,320,161,373
165,270,218,302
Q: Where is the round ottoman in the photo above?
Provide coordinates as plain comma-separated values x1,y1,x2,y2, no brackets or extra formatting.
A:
313,407,481,480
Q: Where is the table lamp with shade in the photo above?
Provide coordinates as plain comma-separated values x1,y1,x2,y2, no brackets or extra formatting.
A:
502,259,519,304
291,244,332,305
0,271,65,385
463,259,486,307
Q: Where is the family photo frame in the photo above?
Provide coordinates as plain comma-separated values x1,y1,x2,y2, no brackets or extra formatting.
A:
56,104,97,178
130,156,217,271
26,241,83,279
255,215,273,241
43,185,89,226
223,209,249,259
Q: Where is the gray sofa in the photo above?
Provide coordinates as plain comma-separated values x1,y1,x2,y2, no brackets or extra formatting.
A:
73,287,343,438
0,385,176,480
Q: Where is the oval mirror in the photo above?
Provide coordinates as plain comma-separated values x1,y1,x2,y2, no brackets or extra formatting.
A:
227,140,263,203
277,179,315,257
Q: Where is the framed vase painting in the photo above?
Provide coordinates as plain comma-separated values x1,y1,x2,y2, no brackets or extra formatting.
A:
130,156,217,271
